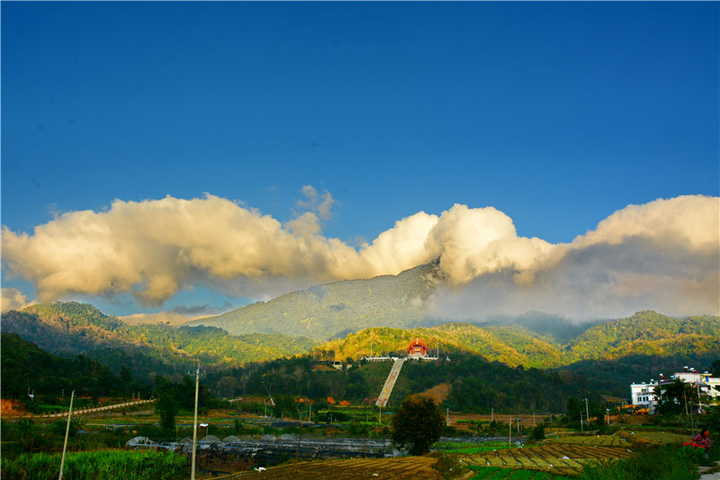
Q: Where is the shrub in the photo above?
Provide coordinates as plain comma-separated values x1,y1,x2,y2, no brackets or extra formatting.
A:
528,423,546,442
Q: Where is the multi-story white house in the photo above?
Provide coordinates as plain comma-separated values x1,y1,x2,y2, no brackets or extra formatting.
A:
630,367,719,414
630,380,660,411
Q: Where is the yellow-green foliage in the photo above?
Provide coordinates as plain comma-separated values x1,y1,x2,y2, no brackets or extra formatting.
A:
311,311,720,369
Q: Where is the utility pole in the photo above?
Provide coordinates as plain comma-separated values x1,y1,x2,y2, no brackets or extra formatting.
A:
191,365,201,480
446,408,450,427
580,411,584,433
58,390,74,480
508,420,512,448
583,398,590,429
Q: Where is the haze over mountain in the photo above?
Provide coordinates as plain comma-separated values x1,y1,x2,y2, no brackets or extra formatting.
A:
185,256,718,344
185,262,444,340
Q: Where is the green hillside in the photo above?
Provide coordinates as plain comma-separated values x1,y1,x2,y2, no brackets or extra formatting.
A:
4,302,716,378
1,333,130,400
310,311,719,370
186,263,443,340
2,302,317,382
2,301,718,409
565,310,720,361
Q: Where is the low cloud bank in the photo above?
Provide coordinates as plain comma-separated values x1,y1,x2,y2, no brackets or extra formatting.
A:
2,192,718,319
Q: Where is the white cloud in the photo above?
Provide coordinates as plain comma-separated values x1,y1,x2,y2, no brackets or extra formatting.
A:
431,195,720,320
1,288,32,312
2,193,717,318
296,185,337,221
424,204,554,285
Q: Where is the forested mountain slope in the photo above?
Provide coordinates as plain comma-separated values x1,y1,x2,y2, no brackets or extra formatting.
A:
3,302,716,376
312,311,720,369
1,302,317,381
2,302,718,407
186,263,443,340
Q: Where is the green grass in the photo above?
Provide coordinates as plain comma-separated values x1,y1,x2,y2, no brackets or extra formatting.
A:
489,468,514,479
469,466,571,480
0,450,188,480
469,466,499,479
438,441,514,453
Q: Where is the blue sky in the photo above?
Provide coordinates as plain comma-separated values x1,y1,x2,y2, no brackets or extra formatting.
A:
2,2,718,321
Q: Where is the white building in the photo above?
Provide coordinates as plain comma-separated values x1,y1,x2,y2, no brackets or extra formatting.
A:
630,380,659,412
630,367,720,414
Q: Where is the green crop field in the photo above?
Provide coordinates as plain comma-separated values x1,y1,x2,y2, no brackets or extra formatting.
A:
468,467,571,480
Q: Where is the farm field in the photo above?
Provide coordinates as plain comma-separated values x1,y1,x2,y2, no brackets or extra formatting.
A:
217,456,444,479
542,434,630,447
614,429,687,445
454,435,634,477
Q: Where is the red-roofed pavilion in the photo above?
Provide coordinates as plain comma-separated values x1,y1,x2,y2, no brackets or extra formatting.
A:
407,338,431,357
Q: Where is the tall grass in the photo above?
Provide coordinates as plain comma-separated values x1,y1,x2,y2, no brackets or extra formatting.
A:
577,444,702,480
1,449,188,480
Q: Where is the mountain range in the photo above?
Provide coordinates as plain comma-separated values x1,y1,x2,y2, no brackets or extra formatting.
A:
2,303,718,375
1,263,717,390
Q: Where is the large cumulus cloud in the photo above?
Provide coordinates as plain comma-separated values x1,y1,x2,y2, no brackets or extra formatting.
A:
2,192,718,318
432,196,719,320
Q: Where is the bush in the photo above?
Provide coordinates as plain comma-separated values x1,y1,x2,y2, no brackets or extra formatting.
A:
528,423,546,442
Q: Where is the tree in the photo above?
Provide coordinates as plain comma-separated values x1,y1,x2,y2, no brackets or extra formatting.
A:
391,396,444,455
154,376,179,430
654,378,694,416
216,376,239,398
711,359,720,378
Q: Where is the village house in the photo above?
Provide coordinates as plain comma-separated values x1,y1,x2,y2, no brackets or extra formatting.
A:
630,366,720,414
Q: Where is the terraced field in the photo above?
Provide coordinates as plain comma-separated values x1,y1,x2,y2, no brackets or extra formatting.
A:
215,435,639,479
542,435,631,447
219,456,444,479
457,436,634,477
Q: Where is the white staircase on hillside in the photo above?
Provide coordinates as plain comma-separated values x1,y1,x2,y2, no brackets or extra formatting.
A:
375,358,406,407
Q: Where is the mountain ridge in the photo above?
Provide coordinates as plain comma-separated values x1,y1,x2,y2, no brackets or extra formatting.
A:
186,262,443,340
4,301,717,370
